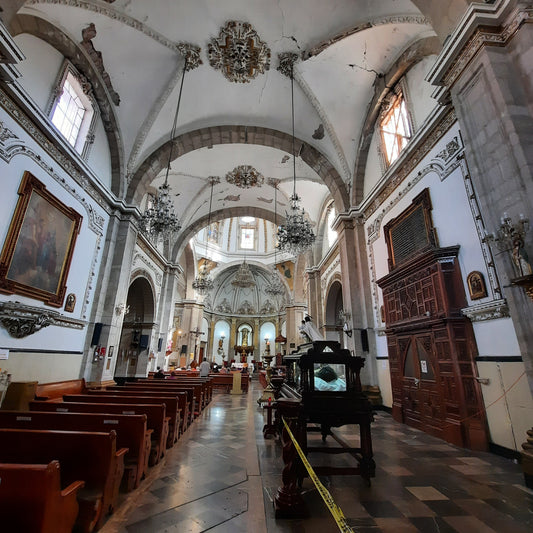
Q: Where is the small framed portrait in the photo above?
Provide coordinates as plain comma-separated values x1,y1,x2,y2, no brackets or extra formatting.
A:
467,271,487,300
64,293,76,312
108,346,114,359
0,172,82,307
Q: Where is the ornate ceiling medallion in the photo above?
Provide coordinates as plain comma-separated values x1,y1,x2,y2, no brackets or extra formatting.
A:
208,21,271,83
226,165,264,189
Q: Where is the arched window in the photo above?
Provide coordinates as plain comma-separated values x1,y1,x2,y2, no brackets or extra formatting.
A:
379,84,412,167
49,62,98,159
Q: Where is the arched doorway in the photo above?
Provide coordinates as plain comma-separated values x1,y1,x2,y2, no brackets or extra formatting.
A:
114,277,155,380
325,280,344,344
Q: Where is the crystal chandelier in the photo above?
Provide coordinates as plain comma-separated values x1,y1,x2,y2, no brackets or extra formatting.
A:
265,183,285,296
139,44,201,243
276,53,315,256
232,260,256,288
192,176,219,295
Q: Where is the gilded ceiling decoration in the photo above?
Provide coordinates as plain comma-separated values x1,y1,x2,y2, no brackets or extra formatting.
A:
207,21,271,83
226,165,264,189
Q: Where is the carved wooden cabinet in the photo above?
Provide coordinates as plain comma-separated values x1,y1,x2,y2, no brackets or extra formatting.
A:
378,247,488,450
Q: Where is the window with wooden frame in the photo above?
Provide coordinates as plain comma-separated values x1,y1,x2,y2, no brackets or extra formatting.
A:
379,86,412,167
239,217,256,250
48,62,98,159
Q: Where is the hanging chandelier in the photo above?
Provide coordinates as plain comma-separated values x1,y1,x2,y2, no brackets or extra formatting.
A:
192,176,219,295
276,52,315,256
265,182,285,296
232,260,256,288
139,44,202,243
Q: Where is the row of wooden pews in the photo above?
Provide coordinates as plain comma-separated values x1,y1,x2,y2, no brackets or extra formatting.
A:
0,374,214,533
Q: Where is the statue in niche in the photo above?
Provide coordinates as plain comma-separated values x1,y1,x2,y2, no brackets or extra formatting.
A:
241,327,250,346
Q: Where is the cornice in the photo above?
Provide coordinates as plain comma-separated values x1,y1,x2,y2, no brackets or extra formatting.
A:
361,105,456,220
427,1,530,91
461,298,510,322
0,301,86,338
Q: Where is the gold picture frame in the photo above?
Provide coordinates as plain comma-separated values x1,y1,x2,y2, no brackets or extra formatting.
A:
467,271,487,300
0,172,82,307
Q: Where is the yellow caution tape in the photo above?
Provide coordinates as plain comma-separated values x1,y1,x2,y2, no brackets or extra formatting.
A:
282,417,355,533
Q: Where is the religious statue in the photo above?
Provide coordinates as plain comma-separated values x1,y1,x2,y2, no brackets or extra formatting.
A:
299,315,324,342
512,237,532,277
241,328,250,347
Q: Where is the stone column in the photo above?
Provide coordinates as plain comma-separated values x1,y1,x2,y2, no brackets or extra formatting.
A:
208,318,215,362
81,215,137,386
284,304,307,352
180,300,204,366
335,217,377,385
253,317,260,361
230,317,237,361
154,265,181,369
306,268,323,332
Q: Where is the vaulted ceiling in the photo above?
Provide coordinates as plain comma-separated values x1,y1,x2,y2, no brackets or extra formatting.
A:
12,0,452,250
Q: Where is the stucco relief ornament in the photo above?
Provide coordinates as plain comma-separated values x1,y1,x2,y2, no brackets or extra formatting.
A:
208,21,271,83
226,165,264,189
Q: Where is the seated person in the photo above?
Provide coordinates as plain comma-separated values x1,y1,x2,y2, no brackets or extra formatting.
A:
154,366,165,379
313,365,346,391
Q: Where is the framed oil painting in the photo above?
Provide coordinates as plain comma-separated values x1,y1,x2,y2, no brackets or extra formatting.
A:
0,171,82,307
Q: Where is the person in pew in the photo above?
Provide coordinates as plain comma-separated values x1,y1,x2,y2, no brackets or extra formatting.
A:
154,366,165,379
199,359,211,377
219,366,228,374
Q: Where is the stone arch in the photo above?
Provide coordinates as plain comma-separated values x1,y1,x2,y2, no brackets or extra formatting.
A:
352,36,442,205
127,125,350,211
10,14,124,197
172,206,285,263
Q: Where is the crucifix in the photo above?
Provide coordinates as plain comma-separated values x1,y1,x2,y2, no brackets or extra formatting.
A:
190,327,205,364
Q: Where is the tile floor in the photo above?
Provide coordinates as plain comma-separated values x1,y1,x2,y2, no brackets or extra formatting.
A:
100,380,533,532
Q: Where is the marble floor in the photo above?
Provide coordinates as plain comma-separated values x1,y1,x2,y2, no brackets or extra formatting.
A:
100,381,533,533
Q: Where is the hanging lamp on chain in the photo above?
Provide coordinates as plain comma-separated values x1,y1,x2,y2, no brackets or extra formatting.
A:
275,52,315,256
192,176,219,295
139,44,202,244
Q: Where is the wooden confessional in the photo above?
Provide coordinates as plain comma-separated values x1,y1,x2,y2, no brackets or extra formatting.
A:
377,189,488,450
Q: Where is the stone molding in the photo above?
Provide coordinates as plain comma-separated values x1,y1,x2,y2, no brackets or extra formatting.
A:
0,301,85,338
305,15,430,58
25,0,184,53
461,299,510,321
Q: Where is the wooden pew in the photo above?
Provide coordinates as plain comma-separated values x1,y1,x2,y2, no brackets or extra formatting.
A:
119,382,202,419
0,428,127,532
30,400,168,467
0,460,84,533
34,379,87,401
137,377,213,406
63,394,180,450
98,387,190,435
0,410,151,491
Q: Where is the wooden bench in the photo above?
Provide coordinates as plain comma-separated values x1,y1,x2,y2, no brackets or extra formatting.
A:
120,382,202,418
0,460,84,533
139,377,213,406
0,428,128,532
101,386,190,435
34,379,87,401
30,400,168,467
64,394,180,450
0,410,151,491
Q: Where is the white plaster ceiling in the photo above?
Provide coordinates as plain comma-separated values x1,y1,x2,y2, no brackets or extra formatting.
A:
20,0,434,255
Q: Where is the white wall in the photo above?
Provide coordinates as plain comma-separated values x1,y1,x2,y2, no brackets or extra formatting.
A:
0,111,108,382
